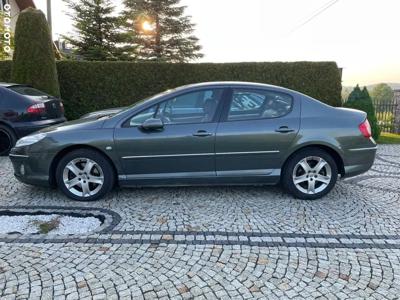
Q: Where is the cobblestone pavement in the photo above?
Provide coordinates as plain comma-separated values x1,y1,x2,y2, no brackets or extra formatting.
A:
0,145,399,299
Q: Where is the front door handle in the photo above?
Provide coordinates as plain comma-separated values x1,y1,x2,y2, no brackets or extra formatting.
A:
275,126,295,133
193,130,213,137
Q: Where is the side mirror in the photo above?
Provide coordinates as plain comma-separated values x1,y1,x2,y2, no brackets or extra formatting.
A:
141,118,164,131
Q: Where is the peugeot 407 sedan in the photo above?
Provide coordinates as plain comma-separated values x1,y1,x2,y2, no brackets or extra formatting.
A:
9,82,377,201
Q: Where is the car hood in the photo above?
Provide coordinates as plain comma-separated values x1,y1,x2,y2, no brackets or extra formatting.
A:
80,107,126,119
39,117,105,134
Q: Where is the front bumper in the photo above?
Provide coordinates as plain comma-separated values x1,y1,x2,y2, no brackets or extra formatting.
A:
9,150,54,187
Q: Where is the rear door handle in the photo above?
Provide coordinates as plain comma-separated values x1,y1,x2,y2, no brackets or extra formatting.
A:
193,130,213,137
275,126,295,133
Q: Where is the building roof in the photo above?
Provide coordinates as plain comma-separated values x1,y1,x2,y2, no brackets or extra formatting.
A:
15,0,36,10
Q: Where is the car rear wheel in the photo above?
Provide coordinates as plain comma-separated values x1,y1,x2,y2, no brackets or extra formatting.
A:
56,149,115,201
282,148,338,200
0,125,16,156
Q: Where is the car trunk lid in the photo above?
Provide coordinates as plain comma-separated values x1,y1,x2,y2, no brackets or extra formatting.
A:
40,96,64,119
25,96,64,119
8,85,64,120
334,107,367,124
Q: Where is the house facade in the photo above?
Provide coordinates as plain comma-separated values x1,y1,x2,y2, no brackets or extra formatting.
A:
1,0,35,32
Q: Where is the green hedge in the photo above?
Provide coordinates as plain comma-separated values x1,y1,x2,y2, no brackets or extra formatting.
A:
0,61,342,120
0,60,11,81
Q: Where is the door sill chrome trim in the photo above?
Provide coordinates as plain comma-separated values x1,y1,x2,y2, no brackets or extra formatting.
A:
9,154,29,158
122,150,279,159
348,146,378,152
122,153,214,159
124,171,215,180
216,150,279,155
216,169,281,177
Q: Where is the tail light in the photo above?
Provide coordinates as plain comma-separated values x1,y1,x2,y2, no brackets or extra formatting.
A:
60,102,65,114
359,119,372,138
27,103,46,114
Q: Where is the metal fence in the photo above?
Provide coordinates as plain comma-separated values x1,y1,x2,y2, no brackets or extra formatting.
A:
373,99,398,133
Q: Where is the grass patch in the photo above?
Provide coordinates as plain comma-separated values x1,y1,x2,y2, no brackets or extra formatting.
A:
377,132,400,144
32,217,61,234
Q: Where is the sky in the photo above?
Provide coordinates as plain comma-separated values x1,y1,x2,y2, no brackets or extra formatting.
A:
34,0,400,87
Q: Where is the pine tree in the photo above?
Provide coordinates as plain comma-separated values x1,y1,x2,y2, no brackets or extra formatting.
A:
122,0,203,62
11,8,60,96
63,0,127,61
347,85,362,101
345,85,381,140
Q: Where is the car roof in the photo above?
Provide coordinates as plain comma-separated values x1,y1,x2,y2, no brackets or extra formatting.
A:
174,81,297,94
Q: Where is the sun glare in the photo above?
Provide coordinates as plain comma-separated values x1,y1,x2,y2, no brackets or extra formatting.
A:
142,21,155,32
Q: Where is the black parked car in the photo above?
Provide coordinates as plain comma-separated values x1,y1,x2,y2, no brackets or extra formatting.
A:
0,83,66,155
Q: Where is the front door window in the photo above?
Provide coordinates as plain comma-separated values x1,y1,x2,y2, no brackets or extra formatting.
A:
127,89,224,127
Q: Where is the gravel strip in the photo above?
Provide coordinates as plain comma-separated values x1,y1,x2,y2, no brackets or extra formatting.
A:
0,214,101,234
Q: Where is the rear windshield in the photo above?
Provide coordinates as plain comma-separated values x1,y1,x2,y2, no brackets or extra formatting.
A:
8,86,49,97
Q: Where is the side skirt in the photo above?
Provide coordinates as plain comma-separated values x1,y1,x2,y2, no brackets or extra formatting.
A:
118,170,281,187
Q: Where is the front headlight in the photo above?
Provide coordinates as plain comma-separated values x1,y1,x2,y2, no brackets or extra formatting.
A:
15,133,47,148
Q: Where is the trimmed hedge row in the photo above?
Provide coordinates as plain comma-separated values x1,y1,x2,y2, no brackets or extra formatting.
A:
0,61,342,119
12,8,60,97
0,61,11,81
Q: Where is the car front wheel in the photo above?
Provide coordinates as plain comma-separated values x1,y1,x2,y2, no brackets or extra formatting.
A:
282,148,338,200
56,149,115,201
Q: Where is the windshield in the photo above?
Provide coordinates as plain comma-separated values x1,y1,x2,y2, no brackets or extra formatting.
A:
113,87,178,116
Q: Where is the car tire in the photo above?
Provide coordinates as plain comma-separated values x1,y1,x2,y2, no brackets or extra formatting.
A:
0,125,17,156
56,149,115,201
282,147,338,200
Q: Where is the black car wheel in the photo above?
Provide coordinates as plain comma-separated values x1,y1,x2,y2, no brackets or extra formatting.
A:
0,125,16,156
282,148,338,200
56,149,115,201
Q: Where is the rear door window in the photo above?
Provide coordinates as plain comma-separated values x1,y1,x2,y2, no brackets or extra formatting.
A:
226,89,293,121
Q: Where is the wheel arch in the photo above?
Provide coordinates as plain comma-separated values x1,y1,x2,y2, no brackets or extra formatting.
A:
282,144,345,177
49,144,118,187
0,120,17,137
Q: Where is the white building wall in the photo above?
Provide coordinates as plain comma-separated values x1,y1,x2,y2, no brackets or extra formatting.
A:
1,0,20,32
9,0,20,32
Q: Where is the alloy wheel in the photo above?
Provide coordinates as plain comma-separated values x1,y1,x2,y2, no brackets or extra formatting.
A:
62,158,104,198
292,156,332,195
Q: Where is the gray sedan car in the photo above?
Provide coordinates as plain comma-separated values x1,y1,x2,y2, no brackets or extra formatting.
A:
9,82,377,201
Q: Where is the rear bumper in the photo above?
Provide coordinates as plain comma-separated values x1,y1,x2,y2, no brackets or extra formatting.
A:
342,145,377,178
9,151,54,187
13,117,66,138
